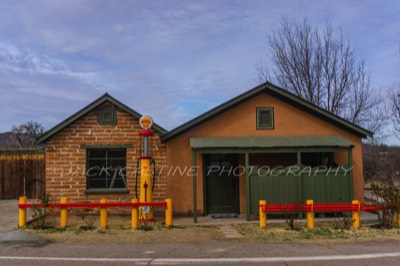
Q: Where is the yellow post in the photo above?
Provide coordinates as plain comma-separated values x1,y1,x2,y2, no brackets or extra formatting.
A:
100,198,107,229
306,199,314,229
352,200,360,229
132,198,139,229
165,198,173,227
18,196,27,228
139,157,153,220
60,197,68,228
397,211,400,228
259,200,266,228
397,201,400,228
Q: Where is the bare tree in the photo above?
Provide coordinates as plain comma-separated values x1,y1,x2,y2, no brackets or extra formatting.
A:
257,19,388,140
6,121,44,148
389,86,400,138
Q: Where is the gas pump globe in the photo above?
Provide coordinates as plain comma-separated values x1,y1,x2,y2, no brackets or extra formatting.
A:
138,115,154,220
139,115,153,157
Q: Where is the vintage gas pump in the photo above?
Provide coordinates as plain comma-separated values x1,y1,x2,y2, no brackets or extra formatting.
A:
138,115,154,220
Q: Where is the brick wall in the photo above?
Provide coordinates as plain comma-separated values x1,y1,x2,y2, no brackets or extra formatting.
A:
45,102,167,204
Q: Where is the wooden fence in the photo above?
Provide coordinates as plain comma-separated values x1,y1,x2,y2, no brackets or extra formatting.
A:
0,149,45,199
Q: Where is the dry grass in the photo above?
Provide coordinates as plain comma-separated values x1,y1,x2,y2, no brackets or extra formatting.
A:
25,214,400,244
234,222,400,244
26,214,223,244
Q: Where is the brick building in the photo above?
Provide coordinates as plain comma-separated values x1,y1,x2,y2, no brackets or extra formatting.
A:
37,94,167,203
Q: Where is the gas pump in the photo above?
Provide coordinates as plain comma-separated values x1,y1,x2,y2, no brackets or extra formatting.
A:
138,115,155,221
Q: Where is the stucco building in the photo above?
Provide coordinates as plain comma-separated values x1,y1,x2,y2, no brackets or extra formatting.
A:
38,82,371,221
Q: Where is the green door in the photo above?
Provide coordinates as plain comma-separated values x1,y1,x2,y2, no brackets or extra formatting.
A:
204,154,239,214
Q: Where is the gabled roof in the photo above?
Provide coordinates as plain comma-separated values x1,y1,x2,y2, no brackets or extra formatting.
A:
37,93,167,144
161,82,372,142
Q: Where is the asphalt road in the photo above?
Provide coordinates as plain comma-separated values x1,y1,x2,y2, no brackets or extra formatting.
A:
0,241,399,265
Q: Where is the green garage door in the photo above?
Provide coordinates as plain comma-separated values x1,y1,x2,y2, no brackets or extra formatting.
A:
249,166,353,215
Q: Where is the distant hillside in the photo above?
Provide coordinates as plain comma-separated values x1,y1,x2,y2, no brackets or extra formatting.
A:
0,132,12,148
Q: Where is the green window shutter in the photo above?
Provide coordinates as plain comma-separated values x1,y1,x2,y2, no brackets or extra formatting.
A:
256,107,274,130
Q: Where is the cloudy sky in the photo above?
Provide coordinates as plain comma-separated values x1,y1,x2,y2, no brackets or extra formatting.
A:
0,0,399,143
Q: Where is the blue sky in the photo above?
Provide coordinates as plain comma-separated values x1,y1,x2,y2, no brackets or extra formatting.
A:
0,0,399,143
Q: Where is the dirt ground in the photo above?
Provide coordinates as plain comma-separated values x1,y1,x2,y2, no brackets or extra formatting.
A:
0,200,19,230
24,214,400,245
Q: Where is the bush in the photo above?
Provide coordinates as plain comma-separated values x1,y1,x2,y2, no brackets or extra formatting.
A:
75,208,97,230
28,194,54,229
370,181,400,229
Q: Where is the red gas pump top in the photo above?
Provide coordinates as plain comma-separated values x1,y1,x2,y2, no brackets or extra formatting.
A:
139,129,154,136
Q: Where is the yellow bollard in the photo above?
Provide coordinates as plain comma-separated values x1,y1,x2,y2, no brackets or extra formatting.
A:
18,196,27,228
397,201,400,228
60,197,68,228
306,199,314,229
100,198,107,229
352,200,360,229
132,198,139,229
397,211,400,228
165,199,173,228
259,200,266,228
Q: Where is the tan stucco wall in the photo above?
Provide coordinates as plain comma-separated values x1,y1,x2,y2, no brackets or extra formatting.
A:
165,92,365,214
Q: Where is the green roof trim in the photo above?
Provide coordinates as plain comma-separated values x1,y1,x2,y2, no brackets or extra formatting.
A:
37,93,167,144
161,82,372,142
190,136,354,149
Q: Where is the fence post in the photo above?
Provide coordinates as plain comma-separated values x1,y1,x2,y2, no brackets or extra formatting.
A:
165,198,173,228
259,200,266,228
306,199,314,229
397,202,400,227
18,196,27,228
352,200,360,229
60,197,68,228
100,198,107,229
132,198,138,229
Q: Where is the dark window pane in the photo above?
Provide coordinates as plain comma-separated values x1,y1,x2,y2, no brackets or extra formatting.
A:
89,150,106,158
260,110,271,126
86,148,127,189
108,150,126,158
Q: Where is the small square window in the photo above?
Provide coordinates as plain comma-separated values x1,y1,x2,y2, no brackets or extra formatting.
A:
98,109,117,125
256,107,274,130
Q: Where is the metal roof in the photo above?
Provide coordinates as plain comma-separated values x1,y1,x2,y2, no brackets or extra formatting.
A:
189,136,354,149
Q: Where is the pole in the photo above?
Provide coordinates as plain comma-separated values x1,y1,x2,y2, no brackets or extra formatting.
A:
306,199,314,229
18,196,27,228
165,198,173,227
132,198,138,229
60,197,68,228
100,198,107,229
352,200,360,229
259,200,266,228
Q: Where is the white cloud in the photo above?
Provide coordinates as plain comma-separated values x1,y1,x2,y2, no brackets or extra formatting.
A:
0,0,398,146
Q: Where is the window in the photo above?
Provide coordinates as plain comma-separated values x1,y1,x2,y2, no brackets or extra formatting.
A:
86,149,127,191
256,107,274,129
301,152,336,167
98,109,117,125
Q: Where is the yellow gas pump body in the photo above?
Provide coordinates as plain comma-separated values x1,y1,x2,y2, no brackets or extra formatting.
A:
139,157,153,220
